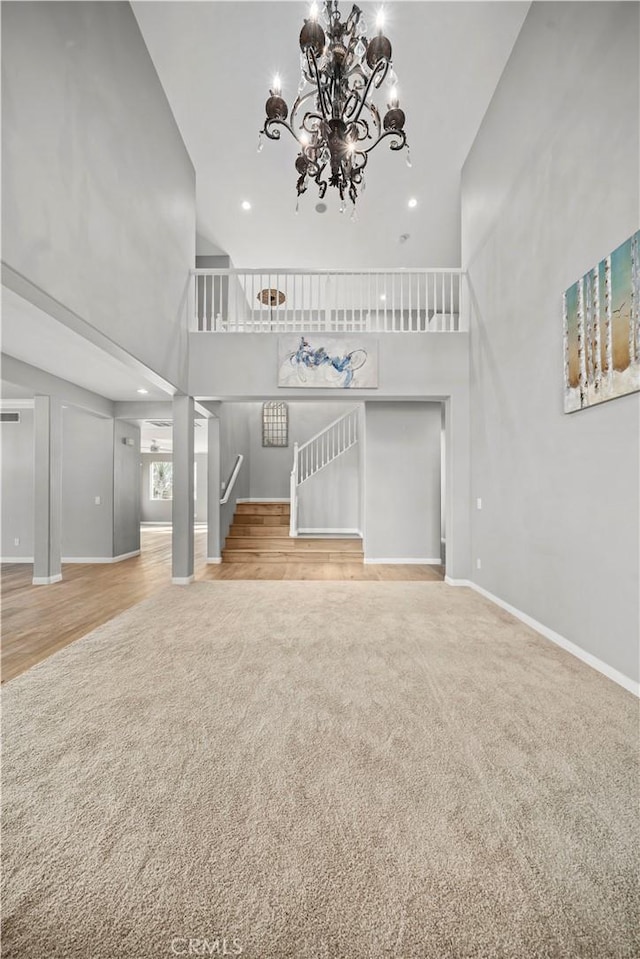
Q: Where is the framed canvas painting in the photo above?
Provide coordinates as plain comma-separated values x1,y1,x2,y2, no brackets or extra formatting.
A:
278,335,378,389
563,229,640,412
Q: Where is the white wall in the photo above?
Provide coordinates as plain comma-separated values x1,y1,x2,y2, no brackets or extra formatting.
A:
2,2,195,391
114,421,141,557
1,409,34,559
364,402,442,561
462,2,639,683
61,407,114,560
189,332,468,401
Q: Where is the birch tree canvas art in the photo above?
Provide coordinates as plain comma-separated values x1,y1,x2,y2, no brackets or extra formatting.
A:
564,230,640,412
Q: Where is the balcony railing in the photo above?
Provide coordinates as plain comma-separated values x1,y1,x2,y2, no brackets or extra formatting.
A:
189,269,466,333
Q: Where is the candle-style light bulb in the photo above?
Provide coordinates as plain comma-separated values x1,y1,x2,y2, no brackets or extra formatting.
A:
272,74,282,94
390,85,399,107
309,2,319,21
376,7,385,32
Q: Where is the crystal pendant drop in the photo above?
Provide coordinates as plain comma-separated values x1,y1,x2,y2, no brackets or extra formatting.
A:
350,206,357,223
361,178,366,193
257,132,264,154
406,147,412,169
295,199,300,215
339,200,346,214
354,39,366,59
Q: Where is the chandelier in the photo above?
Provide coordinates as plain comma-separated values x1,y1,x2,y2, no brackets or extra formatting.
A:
260,2,409,209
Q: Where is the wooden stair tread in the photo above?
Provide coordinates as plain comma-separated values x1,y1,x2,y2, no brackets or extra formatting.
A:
235,502,290,515
222,549,363,564
233,515,289,526
225,537,362,551
228,525,295,536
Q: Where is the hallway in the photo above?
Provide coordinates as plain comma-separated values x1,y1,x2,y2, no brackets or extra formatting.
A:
1,527,443,682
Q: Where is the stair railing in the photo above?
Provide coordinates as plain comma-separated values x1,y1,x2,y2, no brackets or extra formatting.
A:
190,268,467,332
220,454,243,505
289,408,359,537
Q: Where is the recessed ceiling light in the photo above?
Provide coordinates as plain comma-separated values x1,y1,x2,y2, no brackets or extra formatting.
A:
408,197,418,209
137,388,149,394
380,293,387,302
241,200,252,211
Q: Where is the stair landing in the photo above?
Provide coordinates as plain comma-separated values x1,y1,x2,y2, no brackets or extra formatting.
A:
223,502,363,565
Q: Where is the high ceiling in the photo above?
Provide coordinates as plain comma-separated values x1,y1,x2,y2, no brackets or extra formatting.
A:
133,1,529,270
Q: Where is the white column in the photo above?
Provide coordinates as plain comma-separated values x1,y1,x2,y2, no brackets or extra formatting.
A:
206,416,221,563
33,395,62,585
172,395,194,584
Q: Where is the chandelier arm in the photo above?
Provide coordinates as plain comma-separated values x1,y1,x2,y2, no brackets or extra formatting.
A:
367,101,382,139
290,88,320,127
345,58,389,125
352,119,371,142
362,128,407,156
300,111,325,134
263,117,301,144
306,48,332,120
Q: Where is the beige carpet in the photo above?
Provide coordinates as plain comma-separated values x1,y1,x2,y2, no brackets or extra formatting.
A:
2,582,638,958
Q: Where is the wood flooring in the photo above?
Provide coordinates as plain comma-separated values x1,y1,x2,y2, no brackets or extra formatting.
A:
1,525,443,683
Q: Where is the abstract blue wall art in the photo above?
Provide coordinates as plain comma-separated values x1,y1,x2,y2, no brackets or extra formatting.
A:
278,335,378,389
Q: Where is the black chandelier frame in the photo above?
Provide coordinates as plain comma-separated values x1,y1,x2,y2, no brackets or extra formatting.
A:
260,1,409,206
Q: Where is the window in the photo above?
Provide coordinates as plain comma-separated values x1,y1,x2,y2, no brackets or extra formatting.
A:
262,401,288,447
150,461,173,500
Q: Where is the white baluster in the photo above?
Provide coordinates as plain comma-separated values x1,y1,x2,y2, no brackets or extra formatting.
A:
449,273,454,332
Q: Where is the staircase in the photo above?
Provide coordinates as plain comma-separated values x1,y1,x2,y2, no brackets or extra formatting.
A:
222,503,363,564
290,406,359,537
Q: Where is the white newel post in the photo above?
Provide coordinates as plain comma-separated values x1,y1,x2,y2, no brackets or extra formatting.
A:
290,442,299,537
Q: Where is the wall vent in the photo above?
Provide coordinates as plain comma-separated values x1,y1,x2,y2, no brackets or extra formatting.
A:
0,412,21,424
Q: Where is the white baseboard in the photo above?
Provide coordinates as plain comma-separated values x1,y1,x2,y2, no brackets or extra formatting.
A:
299,528,362,536
61,551,140,564
171,575,195,586
237,498,290,503
365,557,442,565
445,577,638,697
206,557,222,564
1,556,34,564
32,574,62,585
